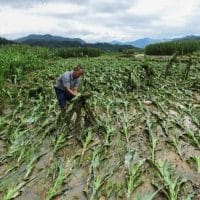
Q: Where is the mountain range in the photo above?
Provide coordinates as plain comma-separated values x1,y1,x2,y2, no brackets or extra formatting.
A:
0,37,15,45
1,34,200,50
112,35,200,48
15,34,86,45
11,34,137,51
111,38,169,48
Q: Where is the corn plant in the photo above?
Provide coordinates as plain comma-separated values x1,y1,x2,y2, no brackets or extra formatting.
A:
117,108,135,150
182,130,200,148
98,118,115,146
3,179,35,200
52,132,68,155
151,160,186,200
82,146,104,198
24,152,46,180
90,146,105,172
165,52,178,76
46,159,72,200
141,60,155,86
135,188,161,200
189,156,200,173
126,159,145,199
89,173,111,200
183,57,192,80
80,128,93,162
146,115,158,162
3,187,19,200
167,134,182,158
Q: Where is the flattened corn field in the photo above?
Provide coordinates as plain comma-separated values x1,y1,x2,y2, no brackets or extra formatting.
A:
0,46,200,200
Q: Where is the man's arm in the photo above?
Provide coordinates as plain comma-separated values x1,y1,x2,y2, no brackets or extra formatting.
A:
62,73,76,96
72,78,80,95
66,86,76,97
73,86,78,95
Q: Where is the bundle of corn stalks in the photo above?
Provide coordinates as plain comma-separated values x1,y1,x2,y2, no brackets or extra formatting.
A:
125,69,140,92
183,57,192,80
63,92,99,131
165,52,178,76
0,96,4,115
141,60,155,86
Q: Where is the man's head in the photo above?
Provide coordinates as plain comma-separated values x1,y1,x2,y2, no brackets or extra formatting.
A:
72,64,84,79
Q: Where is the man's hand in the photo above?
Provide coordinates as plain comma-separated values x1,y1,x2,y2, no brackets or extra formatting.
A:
73,91,78,96
66,87,76,97
73,87,78,95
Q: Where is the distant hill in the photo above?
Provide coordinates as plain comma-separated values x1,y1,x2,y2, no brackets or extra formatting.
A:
0,37,15,45
15,34,86,44
125,38,170,48
173,35,200,41
112,38,170,48
111,35,200,48
5,34,200,51
14,34,86,48
111,40,124,45
13,34,138,51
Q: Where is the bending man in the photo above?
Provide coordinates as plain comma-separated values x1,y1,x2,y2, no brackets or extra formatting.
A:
54,65,84,111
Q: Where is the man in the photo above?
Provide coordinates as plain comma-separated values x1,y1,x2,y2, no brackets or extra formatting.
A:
54,65,84,111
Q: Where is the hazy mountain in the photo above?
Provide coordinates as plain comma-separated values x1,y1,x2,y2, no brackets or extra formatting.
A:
0,37,15,45
111,35,200,48
112,38,170,48
173,35,200,41
111,40,124,45
15,34,86,45
12,34,137,51
7,34,200,50
126,38,170,48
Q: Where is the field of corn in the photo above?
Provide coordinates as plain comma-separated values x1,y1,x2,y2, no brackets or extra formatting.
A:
0,45,200,200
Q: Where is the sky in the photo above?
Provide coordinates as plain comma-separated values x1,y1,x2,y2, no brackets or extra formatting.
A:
0,0,200,42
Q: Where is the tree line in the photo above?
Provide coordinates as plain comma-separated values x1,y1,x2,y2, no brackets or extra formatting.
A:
57,47,102,58
145,40,200,55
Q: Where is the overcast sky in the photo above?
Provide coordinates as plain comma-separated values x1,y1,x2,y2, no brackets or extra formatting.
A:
0,0,200,42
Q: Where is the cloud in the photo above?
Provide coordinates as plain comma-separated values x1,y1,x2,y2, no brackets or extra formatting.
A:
0,0,200,41
30,2,87,16
0,0,86,8
0,0,42,8
88,0,132,13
